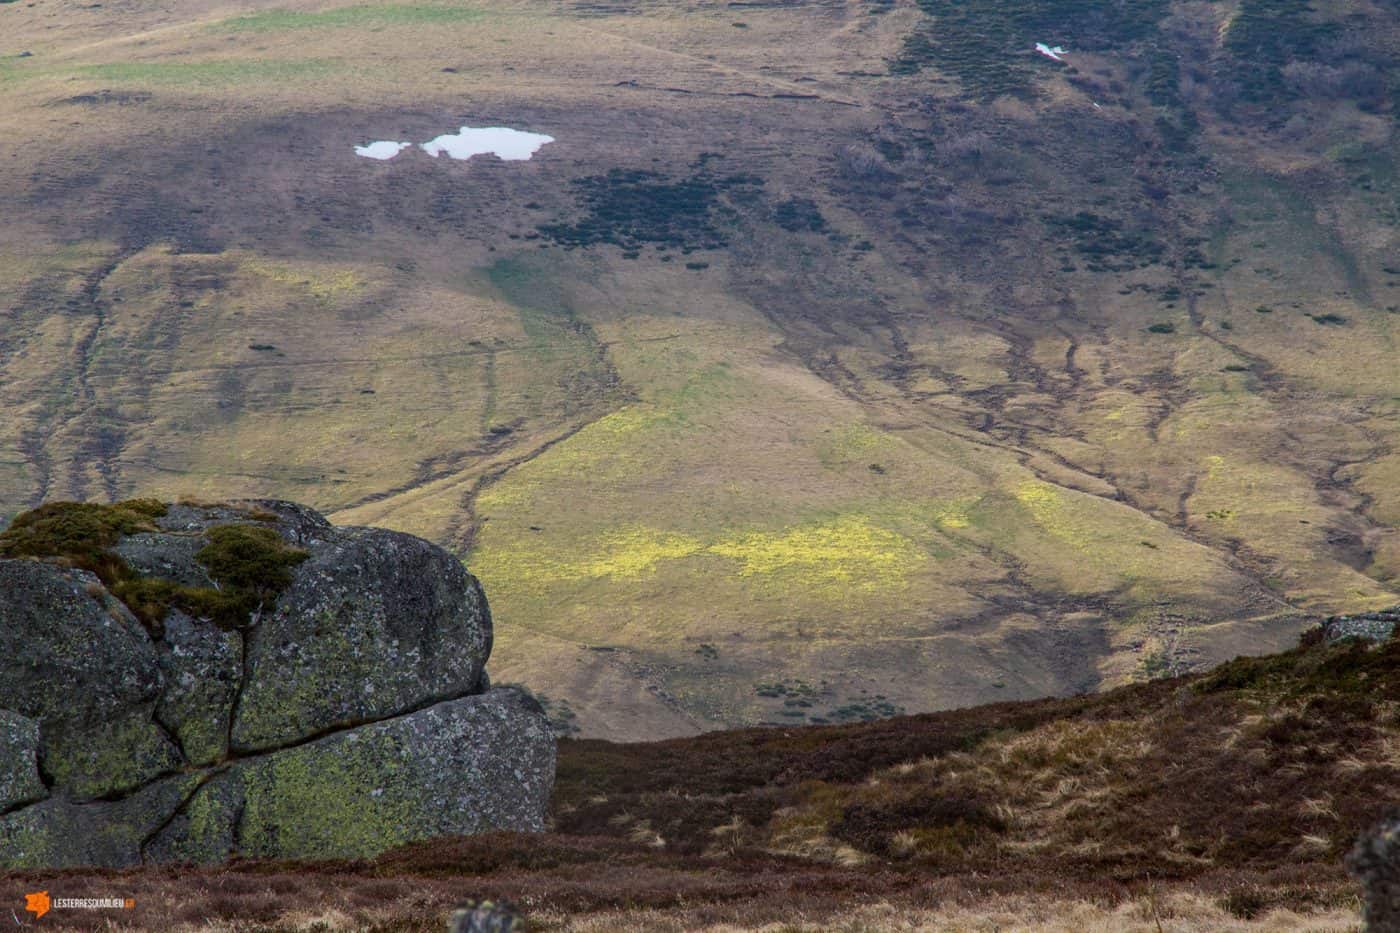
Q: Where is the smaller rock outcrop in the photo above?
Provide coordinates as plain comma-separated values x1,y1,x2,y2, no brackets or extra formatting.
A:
0,498,553,868
448,901,526,933
1349,810,1400,931
1322,608,1400,645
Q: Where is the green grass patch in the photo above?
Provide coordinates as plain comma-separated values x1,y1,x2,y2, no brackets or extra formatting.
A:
212,4,483,33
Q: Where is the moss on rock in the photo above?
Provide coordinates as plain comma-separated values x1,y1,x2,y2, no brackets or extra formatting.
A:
41,712,183,801
0,502,307,634
233,690,553,860
0,775,198,869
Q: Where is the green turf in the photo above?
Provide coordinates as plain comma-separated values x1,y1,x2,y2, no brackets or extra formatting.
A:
212,4,484,33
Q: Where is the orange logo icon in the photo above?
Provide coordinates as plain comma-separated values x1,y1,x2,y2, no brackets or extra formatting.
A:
23,891,50,920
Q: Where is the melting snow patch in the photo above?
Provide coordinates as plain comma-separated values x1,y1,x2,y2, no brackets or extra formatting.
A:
355,126,555,162
1035,43,1067,62
421,126,555,161
355,140,413,160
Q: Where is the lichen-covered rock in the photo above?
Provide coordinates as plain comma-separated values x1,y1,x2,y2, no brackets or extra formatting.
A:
155,610,242,766
115,531,218,588
0,711,45,813
151,688,553,863
0,774,198,869
231,524,491,753
142,771,244,864
0,560,181,799
0,499,549,868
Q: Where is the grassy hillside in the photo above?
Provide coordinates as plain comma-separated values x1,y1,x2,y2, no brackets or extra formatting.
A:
1,0,1399,737
2,626,1392,929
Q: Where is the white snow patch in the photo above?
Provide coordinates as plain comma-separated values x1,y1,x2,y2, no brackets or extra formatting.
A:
1035,43,1067,62
355,140,413,160
420,126,555,161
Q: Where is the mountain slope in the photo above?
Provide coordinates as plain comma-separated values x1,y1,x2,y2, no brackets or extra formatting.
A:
1,624,1391,929
1,0,1398,737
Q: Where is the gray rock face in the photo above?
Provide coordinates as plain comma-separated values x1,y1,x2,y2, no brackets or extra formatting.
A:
0,774,200,869
155,609,242,766
232,525,492,753
1324,608,1400,645
0,500,551,869
0,561,180,799
0,711,45,813
143,771,244,865
148,689,554,863
115,531,217,588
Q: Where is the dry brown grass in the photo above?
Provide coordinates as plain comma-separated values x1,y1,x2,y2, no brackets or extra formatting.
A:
1,631,1383,930
543,893,1360,932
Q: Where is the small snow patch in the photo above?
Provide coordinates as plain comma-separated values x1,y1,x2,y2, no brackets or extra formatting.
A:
355,140,412,160
1035,43,1067,62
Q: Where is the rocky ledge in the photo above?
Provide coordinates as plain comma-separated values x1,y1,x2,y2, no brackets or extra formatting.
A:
1322,607,1400,645
0,499,554,868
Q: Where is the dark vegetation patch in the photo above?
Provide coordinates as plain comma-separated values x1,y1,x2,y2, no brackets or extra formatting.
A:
1143,45,1181,108
825,696,904,723
897,0,1169,99
0,499,166,580
1219,0,1339,106
537,168,763,252
772,197,828,233
0,501,306,635
1044,211,1165,271
833,795,1005,859
1195,633,1400,701
753,680,905,725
